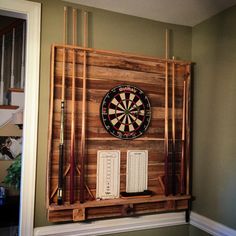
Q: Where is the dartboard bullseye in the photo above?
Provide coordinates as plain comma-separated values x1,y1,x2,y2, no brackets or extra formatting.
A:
100,85,151,139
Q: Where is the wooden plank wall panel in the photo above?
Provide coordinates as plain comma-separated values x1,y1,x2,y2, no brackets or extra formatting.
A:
47,45,191,221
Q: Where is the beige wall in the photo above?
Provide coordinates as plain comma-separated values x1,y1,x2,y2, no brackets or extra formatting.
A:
0,123,22,136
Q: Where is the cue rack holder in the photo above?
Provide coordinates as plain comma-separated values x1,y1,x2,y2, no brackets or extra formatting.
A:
47,7,192,222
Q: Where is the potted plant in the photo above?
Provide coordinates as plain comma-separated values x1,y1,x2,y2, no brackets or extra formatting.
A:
3,154,21,191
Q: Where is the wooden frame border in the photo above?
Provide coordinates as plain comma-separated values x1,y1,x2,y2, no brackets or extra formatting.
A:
52,44,192,65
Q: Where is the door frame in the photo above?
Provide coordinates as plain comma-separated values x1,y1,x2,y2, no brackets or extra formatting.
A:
0,0,41,235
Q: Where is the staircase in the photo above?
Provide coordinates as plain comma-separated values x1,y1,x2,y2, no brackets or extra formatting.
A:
0,18,26,128
0,89,24,127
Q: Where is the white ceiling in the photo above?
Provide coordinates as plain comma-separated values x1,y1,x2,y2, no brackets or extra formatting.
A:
65,0,236,26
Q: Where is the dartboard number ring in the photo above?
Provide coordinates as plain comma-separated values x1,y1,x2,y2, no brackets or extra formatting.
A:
100,85,151,139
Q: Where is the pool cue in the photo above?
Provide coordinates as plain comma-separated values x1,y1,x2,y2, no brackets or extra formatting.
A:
57,6,67,205
171,61,176,195
69,8,77,204
180,79,186,194
164,29,169,196
80,11,88,203
185,65,191,195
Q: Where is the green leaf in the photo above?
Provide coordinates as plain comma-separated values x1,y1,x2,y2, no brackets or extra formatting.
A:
3,154,22,190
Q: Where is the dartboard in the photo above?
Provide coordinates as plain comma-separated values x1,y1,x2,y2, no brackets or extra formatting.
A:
100,85,151,139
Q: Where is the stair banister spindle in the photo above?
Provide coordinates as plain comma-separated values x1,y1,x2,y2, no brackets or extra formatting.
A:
10,28,15,88
0,34,5,105
20,22,25,89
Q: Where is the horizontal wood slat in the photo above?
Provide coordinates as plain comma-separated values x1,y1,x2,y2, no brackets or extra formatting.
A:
47,44,191,222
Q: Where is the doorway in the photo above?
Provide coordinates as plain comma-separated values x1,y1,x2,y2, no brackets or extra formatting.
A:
0,15,26,235
0,1,41,236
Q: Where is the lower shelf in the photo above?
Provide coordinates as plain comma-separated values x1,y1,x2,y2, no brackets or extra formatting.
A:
47,194,191,222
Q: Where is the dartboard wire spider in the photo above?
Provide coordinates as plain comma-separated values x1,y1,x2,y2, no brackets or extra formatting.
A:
100,85,151,140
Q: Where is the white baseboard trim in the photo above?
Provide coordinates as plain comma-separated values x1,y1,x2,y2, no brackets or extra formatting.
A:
34,212,187,236
190,212,236,236
34,211,236,236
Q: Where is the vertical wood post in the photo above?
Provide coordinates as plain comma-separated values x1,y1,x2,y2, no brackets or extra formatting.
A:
80,11,88,203
47,44,55,206
70,8,77,204
185,65,191,195
164,29,169,196
181,79,186,194
10,28,15,88
172,62,176,195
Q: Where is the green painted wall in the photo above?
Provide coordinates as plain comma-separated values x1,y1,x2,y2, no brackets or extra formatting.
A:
33,0,192,228
192,5,236,229
31,0,236,233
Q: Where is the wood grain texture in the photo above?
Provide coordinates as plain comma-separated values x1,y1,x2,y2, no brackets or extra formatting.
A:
164,60,169,196
47,195,190,222
69,48,75,204
47,44,192,222
185,65,191,195
180,80,186,194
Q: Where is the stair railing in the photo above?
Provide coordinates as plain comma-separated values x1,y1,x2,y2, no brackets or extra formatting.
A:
0,19,25,105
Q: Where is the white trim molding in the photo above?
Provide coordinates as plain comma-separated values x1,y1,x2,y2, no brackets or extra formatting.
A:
0,1,41,236
190,212,236,236
34,211,236,236
34,212,187,236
